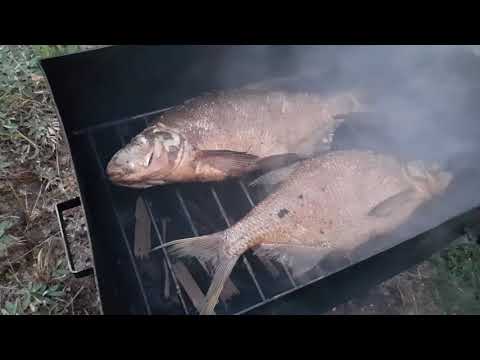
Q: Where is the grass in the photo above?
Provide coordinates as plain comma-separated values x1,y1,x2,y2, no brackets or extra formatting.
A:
32,45,85,59
0,220,15,255
429,241,480,314
0,45,479,315
0,45,99,315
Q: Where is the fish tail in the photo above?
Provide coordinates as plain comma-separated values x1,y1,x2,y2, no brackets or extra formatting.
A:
160,232,240,315
161,232,224,265
200,255,239,315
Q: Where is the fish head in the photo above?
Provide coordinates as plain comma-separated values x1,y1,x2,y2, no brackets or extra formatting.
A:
106,125,188,187
404,160,453,196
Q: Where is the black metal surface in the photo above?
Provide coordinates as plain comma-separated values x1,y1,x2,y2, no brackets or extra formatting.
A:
55,197,94,279
41,45,480,315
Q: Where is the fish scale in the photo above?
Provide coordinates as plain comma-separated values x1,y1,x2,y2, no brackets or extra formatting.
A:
107,88,366,188
159,150,453,314
161,89,360,157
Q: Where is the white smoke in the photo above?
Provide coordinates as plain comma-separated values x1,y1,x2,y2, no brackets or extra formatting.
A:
213,45,480,206
308,46,479,161
224,45,480,218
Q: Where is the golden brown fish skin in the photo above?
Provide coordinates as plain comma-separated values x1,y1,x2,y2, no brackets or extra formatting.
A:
106,89,366,187
223,150,451,257
163,150,453,315
159,89,363,156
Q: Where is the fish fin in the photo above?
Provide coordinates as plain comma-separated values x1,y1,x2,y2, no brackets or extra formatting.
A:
293,123,340,157
159,232,240,315
171,260,237,314
171,261,214,314
254,153,306,172
220,278,240,302
249,162,301,188
196,150,259,177
163,232,225,267
200,255,239,315
254,243,329,279
299,111,383,156
367,188,418,218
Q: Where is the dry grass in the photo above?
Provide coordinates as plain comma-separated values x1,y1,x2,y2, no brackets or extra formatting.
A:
0,45,99,315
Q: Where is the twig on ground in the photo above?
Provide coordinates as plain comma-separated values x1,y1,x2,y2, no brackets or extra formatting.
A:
56,147,61,179
0,285,16,290
7,259,22,286
15,129,39,160
6,181,25,213
60,286,85,314
8,234,58,264
30,182,43,219
24,191,29,217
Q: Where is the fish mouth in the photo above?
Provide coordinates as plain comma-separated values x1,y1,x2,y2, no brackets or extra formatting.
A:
106,163,152,188
106,171,144,188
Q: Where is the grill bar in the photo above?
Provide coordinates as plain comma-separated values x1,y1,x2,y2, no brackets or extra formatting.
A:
87,133,152,314
175,189,209,274
161,219,172,299
238,181,297,287
235,273,327,315
143,200,190,314
175,189,234,308
210,186,266,301
113,128,190,313
175,189,201,237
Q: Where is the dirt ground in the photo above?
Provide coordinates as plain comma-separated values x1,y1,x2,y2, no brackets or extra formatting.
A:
1,45,479,315
325,262,442,315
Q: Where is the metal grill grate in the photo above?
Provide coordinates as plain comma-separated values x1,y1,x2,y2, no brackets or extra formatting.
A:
40,45,480,316
80,107,336,315
77,106,480,315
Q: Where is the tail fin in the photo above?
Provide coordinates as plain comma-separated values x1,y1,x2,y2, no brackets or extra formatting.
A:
200,255,239,315
160,232,241,315
165,232,224,266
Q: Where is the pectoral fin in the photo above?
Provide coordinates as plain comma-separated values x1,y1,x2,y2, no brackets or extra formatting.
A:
196,150,259,177
254,153,306,172
196,150,305,178
367,188,417,218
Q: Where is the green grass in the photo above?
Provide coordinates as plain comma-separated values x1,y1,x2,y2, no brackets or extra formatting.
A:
0,46,82,166
0,45,98,315
31,45,82,60
0,46,83,172
429,242,480,314
1,282,65,315
0,220,15,255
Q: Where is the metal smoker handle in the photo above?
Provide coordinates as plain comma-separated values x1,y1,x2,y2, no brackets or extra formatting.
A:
55,197,94,278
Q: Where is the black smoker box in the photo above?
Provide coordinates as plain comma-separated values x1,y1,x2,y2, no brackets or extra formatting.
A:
41,45,480,315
